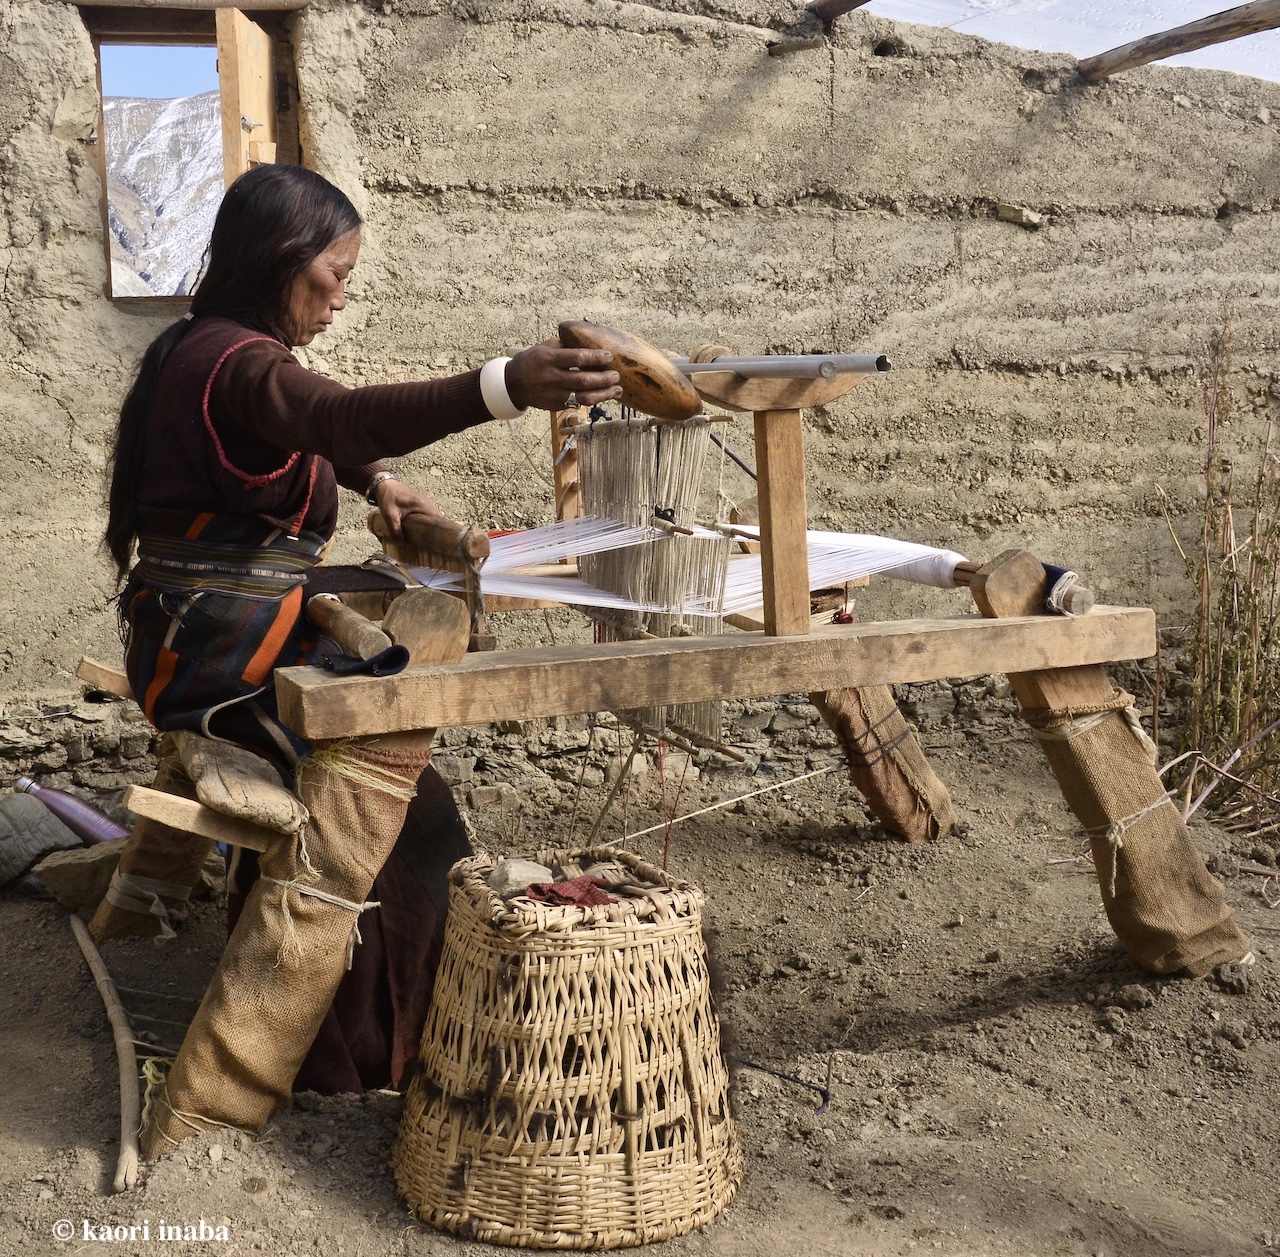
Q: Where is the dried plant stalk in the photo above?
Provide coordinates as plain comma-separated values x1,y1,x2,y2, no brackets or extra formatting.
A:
1171,306,1280,834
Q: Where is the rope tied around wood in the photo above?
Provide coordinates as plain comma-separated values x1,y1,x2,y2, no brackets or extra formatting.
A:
841,705,915,769
104,868,194,942
262,877,382,970
299,740,421,802
141,1053,254,1150
1084,792,1180,898
1021,687,1159,765
1020,688,1169,895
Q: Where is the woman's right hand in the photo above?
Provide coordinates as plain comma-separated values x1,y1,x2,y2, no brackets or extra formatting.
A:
504,341,622,412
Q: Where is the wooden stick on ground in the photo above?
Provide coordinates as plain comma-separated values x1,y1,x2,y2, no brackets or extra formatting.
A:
69,914,141,1193
1078,0,1280,82
76,657,133,701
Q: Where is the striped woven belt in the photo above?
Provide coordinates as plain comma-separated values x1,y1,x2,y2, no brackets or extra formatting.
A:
135,531,323,599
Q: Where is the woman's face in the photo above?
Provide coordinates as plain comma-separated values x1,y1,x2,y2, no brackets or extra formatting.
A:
281,228,361,346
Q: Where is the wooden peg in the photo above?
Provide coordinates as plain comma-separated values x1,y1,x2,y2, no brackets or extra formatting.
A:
969,549,1049,618
76,657,133,700
969,549,1096,617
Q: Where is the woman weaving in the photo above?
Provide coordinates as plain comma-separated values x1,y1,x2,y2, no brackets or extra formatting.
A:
92,164,621,1155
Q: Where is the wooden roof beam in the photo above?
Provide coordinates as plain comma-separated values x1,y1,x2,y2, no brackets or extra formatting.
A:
1078,0,1280,82
80,1,307,12
804,0,871,29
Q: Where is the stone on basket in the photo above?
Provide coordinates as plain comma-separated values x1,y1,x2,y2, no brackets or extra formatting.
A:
392,847,742,1249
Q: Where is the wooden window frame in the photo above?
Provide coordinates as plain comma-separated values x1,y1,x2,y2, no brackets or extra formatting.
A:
79,4,303,304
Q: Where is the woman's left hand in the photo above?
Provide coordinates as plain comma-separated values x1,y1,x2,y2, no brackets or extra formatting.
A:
374,477,444,538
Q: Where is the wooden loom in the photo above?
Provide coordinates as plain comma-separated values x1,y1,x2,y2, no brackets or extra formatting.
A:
113,329,1156,855
271,339,1153,755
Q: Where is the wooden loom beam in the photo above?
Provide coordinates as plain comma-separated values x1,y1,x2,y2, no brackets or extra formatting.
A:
753,408,812,637
805,0,872,26
550,406,583,526
275,606,1155,740
1077,0,1280,82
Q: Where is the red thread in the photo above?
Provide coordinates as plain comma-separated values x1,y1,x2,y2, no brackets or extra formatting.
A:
286,454,319,539
202,337,300,489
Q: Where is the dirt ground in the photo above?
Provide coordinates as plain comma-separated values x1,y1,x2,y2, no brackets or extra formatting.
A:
1,677,1277,1257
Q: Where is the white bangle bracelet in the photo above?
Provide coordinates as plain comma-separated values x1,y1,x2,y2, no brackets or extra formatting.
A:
365,472,398,505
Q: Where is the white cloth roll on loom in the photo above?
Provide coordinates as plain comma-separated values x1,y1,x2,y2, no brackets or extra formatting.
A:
878,549,969,589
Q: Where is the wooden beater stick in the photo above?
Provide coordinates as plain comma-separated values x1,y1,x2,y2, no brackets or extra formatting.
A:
69,915,141,1192
306,594,394,660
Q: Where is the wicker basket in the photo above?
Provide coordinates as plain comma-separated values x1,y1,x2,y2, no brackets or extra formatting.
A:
392,847,742,1249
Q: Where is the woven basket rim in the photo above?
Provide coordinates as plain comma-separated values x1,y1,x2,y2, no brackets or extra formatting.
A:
452,847,703,930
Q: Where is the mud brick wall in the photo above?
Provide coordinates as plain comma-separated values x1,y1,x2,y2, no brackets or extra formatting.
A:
3,0,1279,706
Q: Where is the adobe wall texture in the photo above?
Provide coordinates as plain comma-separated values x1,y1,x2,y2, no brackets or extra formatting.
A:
3,0,1279,708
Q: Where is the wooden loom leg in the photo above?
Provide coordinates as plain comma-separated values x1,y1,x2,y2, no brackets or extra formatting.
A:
971,550,1250,976
749,402,954,835
810,682,957,844
753,408,811,637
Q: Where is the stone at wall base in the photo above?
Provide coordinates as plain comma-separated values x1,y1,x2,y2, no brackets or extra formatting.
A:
32,837,128,914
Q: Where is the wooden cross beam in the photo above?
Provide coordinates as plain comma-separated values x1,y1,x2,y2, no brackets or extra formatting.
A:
1078,0,1280,82
275,606,1155,740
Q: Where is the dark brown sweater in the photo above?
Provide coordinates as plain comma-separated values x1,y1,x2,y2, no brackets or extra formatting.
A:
138,317,492,539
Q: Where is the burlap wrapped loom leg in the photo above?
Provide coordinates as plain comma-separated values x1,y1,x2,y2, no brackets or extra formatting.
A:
1025,693,1249,977
141,736,432,1157
89,743,213,943
811,687,957,843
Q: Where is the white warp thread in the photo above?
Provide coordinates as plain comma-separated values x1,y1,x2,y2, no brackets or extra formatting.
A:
879,549,970,590
399,518,971,616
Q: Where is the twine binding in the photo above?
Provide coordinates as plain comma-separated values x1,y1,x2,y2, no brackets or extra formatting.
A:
298,741,420,802
139,1057,170,1131
263,876,381,970
105,868,194,942
1084,791,1179,897
1023,689,1159,765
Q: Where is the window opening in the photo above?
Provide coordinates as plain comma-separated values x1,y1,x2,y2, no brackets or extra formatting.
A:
83,6,296,302
100,44,221,297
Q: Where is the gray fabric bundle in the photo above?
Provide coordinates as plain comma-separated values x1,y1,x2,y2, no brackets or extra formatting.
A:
0,793,82,886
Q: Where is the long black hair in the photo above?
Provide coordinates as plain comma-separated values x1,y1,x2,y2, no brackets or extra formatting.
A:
105,164,362,581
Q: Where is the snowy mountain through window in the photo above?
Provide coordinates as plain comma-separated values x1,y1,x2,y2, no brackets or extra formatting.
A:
100,46,223,298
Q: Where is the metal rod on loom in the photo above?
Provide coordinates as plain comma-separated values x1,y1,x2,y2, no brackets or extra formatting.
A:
672,353,892,379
